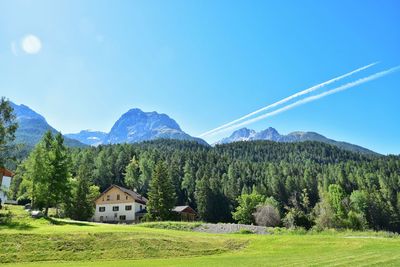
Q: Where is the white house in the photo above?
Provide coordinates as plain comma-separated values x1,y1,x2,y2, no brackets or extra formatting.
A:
93,184,147,223
0,168,14,204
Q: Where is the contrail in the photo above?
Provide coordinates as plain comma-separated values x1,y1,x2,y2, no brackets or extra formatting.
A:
206,65,400,137
199,62,378,137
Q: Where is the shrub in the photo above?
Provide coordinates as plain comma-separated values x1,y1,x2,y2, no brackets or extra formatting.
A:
283,208,313,230
345,211,368,230
139,221,202,231
235,229,254,234
0,210,12,224
232,193,265,225
313,192,337,230
253,205,280,227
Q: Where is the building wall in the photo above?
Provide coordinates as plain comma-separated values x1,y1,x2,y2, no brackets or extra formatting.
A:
0,175,12,203
93,201,146,223
93,202,134,222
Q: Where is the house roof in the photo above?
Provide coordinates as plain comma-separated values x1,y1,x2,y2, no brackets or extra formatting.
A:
172,205,197,214
97,184,148,204
0,168,14,177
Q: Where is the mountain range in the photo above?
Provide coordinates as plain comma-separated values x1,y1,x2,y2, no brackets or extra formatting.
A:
10,102,86,148
66,108,206,146
10,101,206,148
216,127,377,155
10,101,377,155
65,130,107,146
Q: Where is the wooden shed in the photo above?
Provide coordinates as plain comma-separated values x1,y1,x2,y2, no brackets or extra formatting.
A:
172,206,197,221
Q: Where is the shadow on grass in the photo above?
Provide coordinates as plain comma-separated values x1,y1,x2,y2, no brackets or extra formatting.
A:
45,217,94,227
0,211,35,231
0,221,36,231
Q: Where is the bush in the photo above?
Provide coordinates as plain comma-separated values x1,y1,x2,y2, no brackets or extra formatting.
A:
0,210,12,224
268,227,308,235
283,208,313,230
232,193,265,225
313,193,337,230
235,229,254,234
253,205,280,227
139,221,202,231
345,211,367,230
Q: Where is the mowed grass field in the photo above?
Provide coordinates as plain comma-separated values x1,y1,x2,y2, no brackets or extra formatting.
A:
1,205,400,267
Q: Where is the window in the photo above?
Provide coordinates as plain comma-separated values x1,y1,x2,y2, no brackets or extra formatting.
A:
113,206,119,211
125,205,132,211
117,194,120,200
106,195,110,201
126,195,128,200
140,205,143,210
119,215,126,221
99,207,105,212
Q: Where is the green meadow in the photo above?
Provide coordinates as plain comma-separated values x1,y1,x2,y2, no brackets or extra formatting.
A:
1,205,400,267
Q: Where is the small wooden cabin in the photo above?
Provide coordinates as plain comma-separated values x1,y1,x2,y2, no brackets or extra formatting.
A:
172,205,197,221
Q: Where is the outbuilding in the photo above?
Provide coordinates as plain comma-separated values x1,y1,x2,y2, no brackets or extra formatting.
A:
172,205,197,221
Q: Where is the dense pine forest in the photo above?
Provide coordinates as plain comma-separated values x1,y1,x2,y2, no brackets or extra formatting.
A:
10,137,400,232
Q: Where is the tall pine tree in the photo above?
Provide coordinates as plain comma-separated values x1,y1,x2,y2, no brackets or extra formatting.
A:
50,133,71,215
69,151,97,220
146,161,176,221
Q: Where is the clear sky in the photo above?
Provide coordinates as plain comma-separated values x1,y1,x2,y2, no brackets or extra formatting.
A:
1,0,399,154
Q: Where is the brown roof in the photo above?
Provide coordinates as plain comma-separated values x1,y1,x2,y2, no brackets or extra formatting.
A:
98,184,148,205
172,205,197,214
0,168,14,177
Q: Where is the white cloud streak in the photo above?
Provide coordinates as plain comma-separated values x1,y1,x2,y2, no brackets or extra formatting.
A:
10,41,18,56
205,65,400,138
199,62,378,137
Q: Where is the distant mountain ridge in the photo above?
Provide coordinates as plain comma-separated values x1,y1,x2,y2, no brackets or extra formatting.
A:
9,100,378,154
10,102,86,148
216,127,377,155
65,130,107,146
66,108,207,146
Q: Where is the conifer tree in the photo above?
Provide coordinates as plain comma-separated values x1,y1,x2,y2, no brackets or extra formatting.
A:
182,160,196,205
49,133,71,215
195,176,211,221
69,152,97,220
146,161,176,221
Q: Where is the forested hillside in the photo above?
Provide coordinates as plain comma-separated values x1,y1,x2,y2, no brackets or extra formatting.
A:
12,139,400,232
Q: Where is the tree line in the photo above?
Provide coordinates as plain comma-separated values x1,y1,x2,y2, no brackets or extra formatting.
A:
2,97,400,232
9,137,400,232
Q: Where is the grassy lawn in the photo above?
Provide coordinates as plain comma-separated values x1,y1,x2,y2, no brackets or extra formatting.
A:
1,205,400,266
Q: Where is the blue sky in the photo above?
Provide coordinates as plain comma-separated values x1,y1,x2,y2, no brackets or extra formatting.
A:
1,0,399,154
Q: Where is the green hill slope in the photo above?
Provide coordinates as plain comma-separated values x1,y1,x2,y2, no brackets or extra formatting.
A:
1,205,400,267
